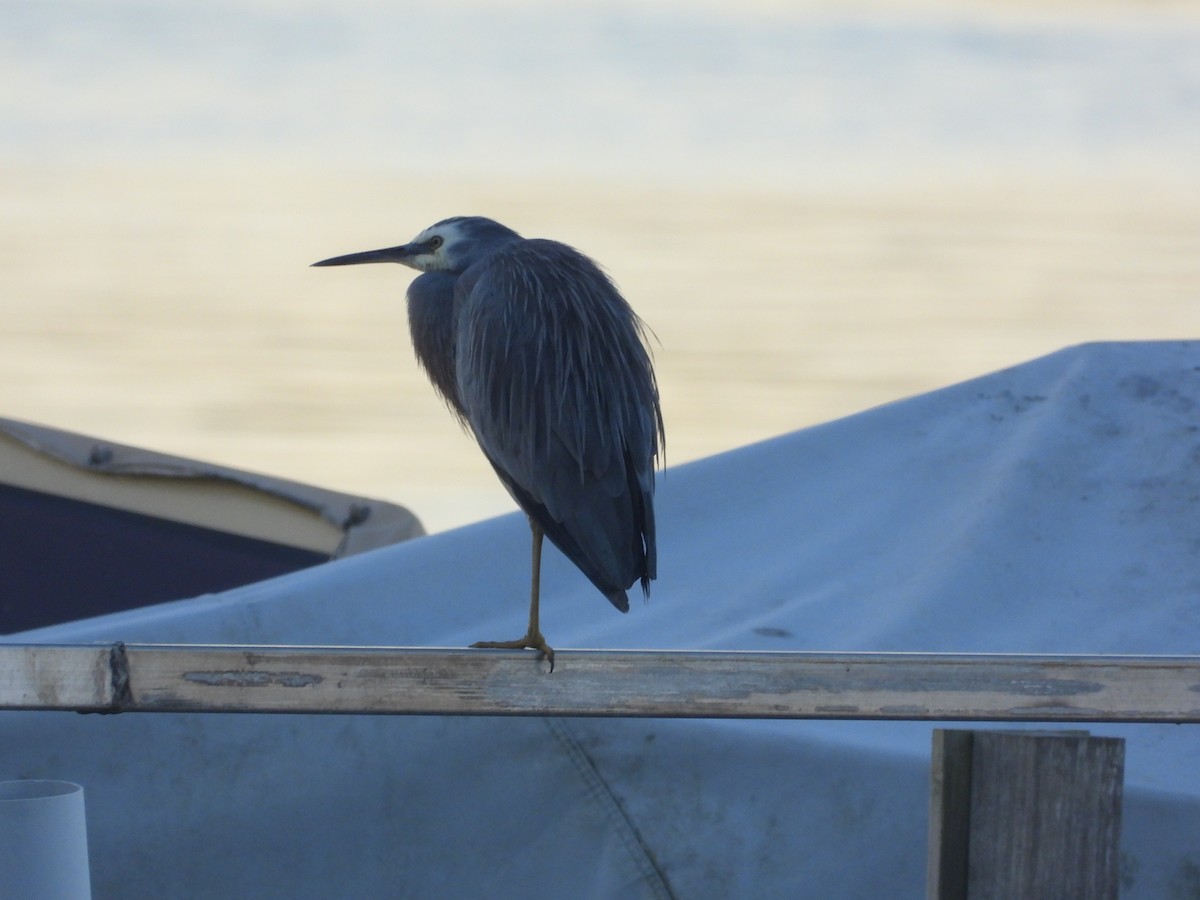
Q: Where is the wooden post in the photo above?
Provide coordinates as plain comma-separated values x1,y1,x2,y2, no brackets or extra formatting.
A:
928,730,974,898
928,729,1125,900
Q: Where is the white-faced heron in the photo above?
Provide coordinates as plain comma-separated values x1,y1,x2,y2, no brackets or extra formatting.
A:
313,216,664,668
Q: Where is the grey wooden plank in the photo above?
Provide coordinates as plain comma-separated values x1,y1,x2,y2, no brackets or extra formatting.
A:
928,729,974,900
3,645,1199,720
966,731,1124,900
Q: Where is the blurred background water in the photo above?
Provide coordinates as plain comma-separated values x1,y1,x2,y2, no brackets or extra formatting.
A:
2,0,1199,531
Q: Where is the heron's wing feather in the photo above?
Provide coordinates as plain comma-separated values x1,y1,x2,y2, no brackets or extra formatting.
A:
485,447,634,611
456,239,662,604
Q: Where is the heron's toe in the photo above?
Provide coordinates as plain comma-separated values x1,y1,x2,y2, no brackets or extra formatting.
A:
470,633,555,672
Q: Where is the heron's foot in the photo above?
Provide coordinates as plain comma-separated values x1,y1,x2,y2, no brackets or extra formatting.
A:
471,633,555,672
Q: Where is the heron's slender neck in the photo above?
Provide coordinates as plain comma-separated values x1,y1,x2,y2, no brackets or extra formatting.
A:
407,271,466,418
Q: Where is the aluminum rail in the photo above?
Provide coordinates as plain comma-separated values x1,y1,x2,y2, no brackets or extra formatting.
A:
3,644,1199,722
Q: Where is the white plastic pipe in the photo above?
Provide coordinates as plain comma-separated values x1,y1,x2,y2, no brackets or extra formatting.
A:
0,780,92,899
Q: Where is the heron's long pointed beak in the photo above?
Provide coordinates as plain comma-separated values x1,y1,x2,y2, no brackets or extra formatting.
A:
311,245,415,267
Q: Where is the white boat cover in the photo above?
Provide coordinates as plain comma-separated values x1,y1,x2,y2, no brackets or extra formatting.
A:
2,341,1198,898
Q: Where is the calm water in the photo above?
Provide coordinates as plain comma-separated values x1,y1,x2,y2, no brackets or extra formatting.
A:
2,3,1199,531
4,2,1200,182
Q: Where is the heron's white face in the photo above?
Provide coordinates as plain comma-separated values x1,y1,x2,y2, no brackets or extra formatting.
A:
405,221,467,272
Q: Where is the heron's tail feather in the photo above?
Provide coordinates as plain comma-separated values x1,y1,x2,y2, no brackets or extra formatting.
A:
605,589,631,614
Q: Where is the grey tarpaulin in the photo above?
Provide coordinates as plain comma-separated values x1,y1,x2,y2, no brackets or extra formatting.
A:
1,341,1197,898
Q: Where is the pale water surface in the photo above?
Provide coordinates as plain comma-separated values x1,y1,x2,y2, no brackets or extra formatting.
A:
2,2,1199,531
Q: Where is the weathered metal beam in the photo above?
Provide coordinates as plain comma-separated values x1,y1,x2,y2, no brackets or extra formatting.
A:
2,644,1199,721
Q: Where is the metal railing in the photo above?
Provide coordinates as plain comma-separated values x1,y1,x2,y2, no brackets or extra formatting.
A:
4,643,1198,721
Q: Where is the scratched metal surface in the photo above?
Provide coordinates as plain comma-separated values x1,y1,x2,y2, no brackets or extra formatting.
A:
6,645,1200,722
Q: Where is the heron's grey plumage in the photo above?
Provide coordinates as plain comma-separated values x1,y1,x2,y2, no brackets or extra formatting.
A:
314,216,663,619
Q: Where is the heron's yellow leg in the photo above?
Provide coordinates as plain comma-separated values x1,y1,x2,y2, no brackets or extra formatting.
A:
471,520,555,670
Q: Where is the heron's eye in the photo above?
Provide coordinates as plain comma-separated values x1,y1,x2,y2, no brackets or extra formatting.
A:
428,236,444,250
